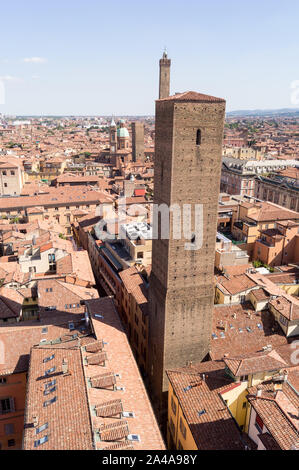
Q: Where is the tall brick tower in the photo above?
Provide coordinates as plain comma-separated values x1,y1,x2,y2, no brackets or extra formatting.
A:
109,118,117,153
131,121,144,162
148,91,226,416
159,50,171,99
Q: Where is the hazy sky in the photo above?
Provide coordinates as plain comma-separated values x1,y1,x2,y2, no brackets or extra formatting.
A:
0,0,299,115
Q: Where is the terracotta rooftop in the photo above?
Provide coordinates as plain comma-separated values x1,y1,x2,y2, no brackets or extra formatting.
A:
119,267,148,315
216,273,258,295
158,91,226,103
37,279,99,317
257,432,281,450
247,379,299,450
56,251,95,285
55,174,100,183
211,303,289,360
269,296,299,321
223,349,288,377
22,297,165,450
84,297,165,450
166,361,249,450
250,288,271,301
0,319,89,376
23,346,94,450
0,286,24,319
241,201,299,223
0,187,112,210
266,271,299,285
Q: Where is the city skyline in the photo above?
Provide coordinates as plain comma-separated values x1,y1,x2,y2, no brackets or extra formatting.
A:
0,38,298,452
0,0,299,115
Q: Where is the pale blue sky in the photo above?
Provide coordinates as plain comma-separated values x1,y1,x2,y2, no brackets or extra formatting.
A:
0,0,298,115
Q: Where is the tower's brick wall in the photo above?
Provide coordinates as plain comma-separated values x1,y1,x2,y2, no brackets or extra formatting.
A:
148,97,226,403
159,58,171,100
131,122,145,162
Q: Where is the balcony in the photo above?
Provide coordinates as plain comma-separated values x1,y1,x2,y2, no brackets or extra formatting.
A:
256,238,274,248
233,221,243,230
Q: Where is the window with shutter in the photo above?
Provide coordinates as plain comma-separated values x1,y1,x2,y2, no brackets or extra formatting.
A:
179,417,187,439
255,413,263,432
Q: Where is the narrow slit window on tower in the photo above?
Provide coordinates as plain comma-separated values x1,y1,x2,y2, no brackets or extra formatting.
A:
196,129,202,146
191,234,196,244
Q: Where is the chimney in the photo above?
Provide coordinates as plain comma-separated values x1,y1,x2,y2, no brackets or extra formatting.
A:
283,370,288,383
256,386,262,397
62,358,68,375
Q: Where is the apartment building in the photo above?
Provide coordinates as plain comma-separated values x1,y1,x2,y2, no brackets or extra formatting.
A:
119,222,152,267
166,340,298,450
166,362,249,450
231,200,299,256
18,239,74,274
215,232,249,270
22,297,165,450
221,158,296,198
0,158,25,196
52,173,101,187
223,146,265,161
119,266,149,376
253,220,299,267
255,174,299,213
0,187,113,237
0,318,92,450
247,377,299,450
38,157,67,180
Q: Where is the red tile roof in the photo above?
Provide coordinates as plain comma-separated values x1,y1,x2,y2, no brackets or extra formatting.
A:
22,297,165,450
211,303,288,360
166,361,248,450
84,297,165,450
23,347,94,450
247,380,299,450
158,91,226,103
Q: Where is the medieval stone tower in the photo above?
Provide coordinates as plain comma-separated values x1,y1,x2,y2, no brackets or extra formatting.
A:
131,121,144,162
109,118,117,154
159,50,171,99
148,91,226,415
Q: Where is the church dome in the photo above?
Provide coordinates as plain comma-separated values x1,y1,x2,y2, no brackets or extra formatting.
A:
117,126,129,138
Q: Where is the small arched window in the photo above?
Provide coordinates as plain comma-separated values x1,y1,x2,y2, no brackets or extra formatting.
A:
196,129,202,146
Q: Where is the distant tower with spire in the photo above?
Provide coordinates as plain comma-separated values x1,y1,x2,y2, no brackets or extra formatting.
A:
159,49,171,99
110,117,117,153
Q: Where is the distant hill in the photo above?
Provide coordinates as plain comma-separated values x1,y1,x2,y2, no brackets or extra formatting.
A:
227,108,299,117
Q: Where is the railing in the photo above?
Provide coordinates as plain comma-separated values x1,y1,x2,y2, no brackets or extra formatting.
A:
256,238,275,248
